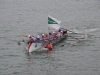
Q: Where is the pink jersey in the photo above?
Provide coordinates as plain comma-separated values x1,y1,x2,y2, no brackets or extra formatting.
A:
56,32,61,38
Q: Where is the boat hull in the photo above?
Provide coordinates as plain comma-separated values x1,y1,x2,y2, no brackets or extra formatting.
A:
26,35,68,52
24,30,71,53
26,42,48,52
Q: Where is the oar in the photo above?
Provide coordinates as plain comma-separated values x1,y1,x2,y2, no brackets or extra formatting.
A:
18,39,25,45
17,35,27,45
69,34,90,41
18,41,22,45
68,30,89,35
68,35,84,37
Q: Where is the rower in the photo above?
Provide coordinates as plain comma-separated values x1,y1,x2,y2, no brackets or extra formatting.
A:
52,31,57,40
44,34,49,42
56,30,62,38
31,36,36,43
23,35,33,45
41,34,45,41
60,31,63,37
36,35,41,42
48,32,53,41
60,28,68,36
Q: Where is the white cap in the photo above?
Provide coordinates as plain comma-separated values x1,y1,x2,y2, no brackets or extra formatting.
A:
42,34,44,36
53,31,55,33
37,35,39,38
28,35,31,38
60,31,63,33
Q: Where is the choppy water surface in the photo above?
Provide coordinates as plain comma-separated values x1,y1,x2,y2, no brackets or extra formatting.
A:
0,0,100,75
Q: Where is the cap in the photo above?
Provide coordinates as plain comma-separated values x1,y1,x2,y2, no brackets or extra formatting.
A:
37,35,40,38
28,35,31,38
60,31,63,33
42,34,44,36
58,29,61,32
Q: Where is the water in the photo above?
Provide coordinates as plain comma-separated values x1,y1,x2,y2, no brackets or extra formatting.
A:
0,0,100,75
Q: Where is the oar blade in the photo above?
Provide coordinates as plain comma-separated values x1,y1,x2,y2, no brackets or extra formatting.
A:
18,41,21,45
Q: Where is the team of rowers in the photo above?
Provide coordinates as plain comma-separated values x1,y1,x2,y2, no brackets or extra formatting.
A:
23,28,68,44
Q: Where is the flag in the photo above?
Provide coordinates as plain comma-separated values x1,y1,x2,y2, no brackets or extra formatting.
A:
48,15,61,30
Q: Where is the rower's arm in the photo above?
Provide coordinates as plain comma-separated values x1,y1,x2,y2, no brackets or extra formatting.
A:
60,28,68,31
23,35,28,37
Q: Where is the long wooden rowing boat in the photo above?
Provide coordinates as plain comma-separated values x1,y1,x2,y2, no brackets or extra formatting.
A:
24,32,69,52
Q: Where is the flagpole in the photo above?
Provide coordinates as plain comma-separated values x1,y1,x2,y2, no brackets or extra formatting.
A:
48,26,49,33
48,25,50,33
48,15,51,33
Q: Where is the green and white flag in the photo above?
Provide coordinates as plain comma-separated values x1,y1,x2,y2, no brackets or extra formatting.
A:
48,15,61,30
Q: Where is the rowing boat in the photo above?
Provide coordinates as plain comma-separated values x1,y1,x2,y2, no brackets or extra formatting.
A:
24,32,68,52
19,15,89,52
21,15,72,52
